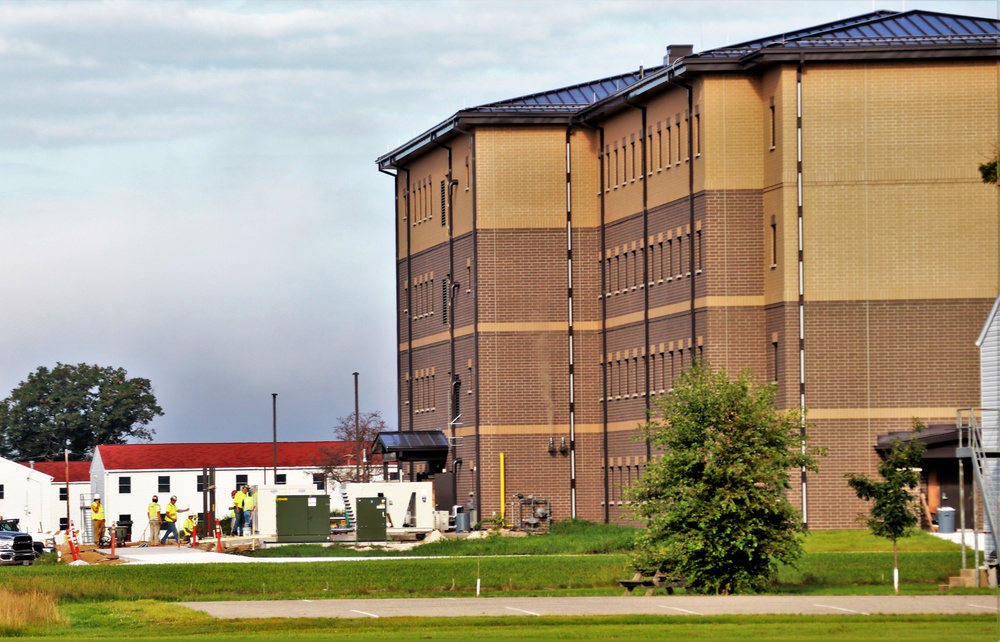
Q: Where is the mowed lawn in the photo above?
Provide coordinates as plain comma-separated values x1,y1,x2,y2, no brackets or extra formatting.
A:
2,524,997,640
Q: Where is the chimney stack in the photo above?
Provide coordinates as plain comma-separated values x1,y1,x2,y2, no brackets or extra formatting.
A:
664,44,694,65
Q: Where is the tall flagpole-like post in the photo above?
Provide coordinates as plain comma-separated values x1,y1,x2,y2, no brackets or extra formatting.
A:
353,372,360,479
272,393,278,481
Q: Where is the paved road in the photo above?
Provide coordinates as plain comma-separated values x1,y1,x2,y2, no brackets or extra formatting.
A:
121,539,1000,619
181,595,1000,619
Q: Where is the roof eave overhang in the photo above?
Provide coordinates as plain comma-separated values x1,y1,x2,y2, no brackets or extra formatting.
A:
377,110,576,171
579,43,999,121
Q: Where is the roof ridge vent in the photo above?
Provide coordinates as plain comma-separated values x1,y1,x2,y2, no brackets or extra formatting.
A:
664,44,693,65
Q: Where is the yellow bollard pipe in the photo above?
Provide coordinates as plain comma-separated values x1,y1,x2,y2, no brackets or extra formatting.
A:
499,452,506,524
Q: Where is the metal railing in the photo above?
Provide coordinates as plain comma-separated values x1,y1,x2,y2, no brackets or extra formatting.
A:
956,409,1000,577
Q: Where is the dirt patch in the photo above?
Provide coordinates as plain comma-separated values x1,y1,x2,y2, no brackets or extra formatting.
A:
59,543,128,565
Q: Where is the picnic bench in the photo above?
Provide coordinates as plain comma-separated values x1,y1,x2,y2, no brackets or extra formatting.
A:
618,571,685,595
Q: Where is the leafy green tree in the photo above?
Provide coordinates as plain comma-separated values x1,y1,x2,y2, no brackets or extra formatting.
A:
0,363,162,461
980,154,998,185
847,419,927,593
627,362,821,594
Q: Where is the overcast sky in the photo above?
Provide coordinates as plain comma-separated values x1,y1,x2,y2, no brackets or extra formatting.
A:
2,0,996,447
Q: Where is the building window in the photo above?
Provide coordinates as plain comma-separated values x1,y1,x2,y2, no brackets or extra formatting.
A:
440,179,447,226
236,474,248,489
694,107,701,157
59,517,68,531
120,477,132,494
770,216,778,268
0,484,4,499
696,228,703,274
59,487,68,502
665,126,672,167
196,475,206,492
157,476,170,493
275,474,287,485
772,337,780,382
769,97,776,150
313,473,326,491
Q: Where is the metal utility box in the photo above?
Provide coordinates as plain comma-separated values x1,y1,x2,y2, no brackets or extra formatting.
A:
355,497,387,542
275,494,330,543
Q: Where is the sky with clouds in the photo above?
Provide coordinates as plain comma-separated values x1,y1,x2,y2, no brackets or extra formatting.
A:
2,0,996,447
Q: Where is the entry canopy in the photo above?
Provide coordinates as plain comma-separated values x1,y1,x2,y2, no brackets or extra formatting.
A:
371,430,449,465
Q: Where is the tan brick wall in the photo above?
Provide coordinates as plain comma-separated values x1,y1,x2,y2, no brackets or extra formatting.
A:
475,126,569,229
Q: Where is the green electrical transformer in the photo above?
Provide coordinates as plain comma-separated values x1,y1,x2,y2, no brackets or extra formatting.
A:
355,496,387,542
275,494,331,543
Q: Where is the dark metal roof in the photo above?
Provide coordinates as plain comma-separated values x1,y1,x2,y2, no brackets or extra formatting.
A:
472,68,662,114
692,10,998,60
371,430,449,462
378,10,998,169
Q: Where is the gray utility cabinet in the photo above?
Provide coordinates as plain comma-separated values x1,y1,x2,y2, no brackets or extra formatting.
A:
355,497,387,542
275,494,330,543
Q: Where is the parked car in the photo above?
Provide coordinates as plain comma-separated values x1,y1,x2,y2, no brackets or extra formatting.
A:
0,518,55,560
0,521,35,565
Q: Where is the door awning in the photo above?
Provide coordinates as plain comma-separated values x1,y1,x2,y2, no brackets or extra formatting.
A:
370,430,449,463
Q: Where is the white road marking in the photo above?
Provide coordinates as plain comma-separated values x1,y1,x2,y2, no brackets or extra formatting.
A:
969,603,1000,612
657,605,702,615
815,604,868,615
350,610,379,618
504,607,541,616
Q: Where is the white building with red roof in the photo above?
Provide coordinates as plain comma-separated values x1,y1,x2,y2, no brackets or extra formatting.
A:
18,460,91,535
0,456,57,534
88,441,359,543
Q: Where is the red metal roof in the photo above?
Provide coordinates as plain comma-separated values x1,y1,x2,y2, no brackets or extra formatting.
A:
96,441,358,471
20,460,91,483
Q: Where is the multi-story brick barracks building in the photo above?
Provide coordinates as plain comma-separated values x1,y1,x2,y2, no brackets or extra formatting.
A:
376,10,999,529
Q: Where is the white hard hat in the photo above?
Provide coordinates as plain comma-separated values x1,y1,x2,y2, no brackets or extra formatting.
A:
94,494,101,500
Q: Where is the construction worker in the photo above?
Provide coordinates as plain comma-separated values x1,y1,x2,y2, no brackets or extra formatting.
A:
232,487,246,536
242,486,255,535
180,514,197,543
147,495,161,545
159,495,188,545
91,494,105,545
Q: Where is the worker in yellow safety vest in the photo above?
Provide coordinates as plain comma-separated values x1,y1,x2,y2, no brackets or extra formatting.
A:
91,494,105,545
147,495,161,545
232,487,247,536
180,514,197,542
159,496,188,545
241,486,255,535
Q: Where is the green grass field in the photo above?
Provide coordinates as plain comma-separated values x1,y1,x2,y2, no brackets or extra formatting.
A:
2,525,997,640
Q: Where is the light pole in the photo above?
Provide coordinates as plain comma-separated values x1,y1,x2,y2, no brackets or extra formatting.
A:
353,372,360,480
272,393,278,481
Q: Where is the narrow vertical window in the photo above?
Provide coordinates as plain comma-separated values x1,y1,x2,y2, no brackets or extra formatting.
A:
465,156,470,188
666,126,672,166
440,179,447,226
629,137,636,181
694,107,701,157
646,128,654,175
622,250,629,290
442,280,448,325
696,228,703,274
769,97,776,150
677,235,684,277
675,116,682,164
770,215,778,268
772,338,780,382
633,246,640,289
666,238,673,281
648,240,655,286
613,146,620,186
